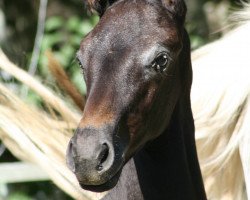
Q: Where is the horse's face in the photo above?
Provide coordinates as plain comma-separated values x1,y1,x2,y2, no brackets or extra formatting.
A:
67,0,187,192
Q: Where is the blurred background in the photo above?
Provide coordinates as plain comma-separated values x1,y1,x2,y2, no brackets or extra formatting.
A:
0,0,245,199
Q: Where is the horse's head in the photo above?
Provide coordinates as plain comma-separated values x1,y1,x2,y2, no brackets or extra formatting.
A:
67,0,191,192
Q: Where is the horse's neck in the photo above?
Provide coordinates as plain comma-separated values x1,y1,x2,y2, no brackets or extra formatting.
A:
103,103,206,200
133,101,206,200
102,158,143,200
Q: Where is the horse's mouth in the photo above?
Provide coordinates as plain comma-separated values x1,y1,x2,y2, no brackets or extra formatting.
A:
79,168,123,192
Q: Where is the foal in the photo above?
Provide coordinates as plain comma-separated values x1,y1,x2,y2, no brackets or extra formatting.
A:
67,0,207,199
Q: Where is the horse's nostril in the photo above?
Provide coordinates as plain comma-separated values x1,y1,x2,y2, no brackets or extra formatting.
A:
100,143,109,163
96,143,109,171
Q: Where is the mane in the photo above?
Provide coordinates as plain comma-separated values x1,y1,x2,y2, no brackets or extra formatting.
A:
0,49,105,200
191,2,250,199
230,2,250,25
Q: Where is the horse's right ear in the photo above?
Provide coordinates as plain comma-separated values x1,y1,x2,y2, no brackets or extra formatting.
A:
85,0,116,16
161,0,187,24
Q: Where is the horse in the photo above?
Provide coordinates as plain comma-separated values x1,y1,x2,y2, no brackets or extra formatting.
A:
66,0,207,199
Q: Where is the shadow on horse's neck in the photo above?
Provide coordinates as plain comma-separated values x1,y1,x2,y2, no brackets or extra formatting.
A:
134,96,205,200
104,97,206,200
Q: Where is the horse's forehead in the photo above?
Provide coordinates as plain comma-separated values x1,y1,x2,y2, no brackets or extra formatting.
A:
83,1,177,50
98,0,159,31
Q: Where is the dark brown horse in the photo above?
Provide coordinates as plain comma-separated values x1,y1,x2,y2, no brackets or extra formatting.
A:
66,0,207,199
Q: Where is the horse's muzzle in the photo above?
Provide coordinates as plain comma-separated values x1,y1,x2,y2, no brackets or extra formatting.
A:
66,126,125,192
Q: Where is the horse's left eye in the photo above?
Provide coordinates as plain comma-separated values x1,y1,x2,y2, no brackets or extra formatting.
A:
151,53,168,73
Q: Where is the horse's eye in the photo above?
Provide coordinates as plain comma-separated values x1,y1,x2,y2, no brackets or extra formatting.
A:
151,53,168,73
76,57,84,69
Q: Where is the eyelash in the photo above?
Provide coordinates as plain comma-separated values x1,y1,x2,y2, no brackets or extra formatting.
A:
76,57,84,69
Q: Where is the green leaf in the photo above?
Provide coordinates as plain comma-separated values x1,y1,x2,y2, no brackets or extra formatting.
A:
53,52,70,67
90,15,99,25
61,45,75,60
66,16,81,32
69,35,82,46
71,68,86,95
24,89,43,106
41,34,63,52
190,35,205,50
7,192,32,200
45,16,64,32
79,21,94,36
38,54,49,76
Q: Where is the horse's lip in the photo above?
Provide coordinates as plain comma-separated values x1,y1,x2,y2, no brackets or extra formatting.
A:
79,168,122,192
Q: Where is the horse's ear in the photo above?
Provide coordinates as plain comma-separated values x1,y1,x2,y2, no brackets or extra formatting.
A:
161,0,187,24
85,0,116,16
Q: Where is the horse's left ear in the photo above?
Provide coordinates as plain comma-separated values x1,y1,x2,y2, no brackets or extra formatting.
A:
85,0,116,16
161,0,187,24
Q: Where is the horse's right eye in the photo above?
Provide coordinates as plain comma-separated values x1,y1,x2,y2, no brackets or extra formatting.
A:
151,52,169,73
77,57,84,69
